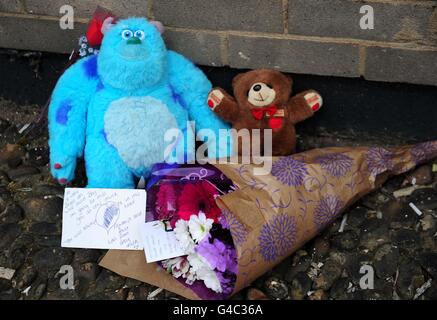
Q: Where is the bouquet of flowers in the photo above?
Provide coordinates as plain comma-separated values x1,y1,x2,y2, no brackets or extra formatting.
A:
146,164,238,299
102,142,437,300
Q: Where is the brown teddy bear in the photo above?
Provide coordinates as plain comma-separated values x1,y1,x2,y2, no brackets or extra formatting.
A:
207,69,323,156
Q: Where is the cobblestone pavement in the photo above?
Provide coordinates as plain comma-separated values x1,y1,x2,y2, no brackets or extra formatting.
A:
0,99,436,300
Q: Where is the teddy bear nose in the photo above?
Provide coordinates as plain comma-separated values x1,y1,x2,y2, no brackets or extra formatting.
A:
253,84,262,92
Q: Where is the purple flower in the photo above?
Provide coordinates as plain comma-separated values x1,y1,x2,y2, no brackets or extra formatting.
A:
365,147,394,176
196,238,237,274
315,153,353,177
215,271,236,296
221,209,248,246
272,157,308,186
258,214,297,262
411,142,437,164
314,195,344,229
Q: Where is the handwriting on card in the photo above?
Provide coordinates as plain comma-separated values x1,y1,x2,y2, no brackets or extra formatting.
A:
61,188,146,250
141,221,186,263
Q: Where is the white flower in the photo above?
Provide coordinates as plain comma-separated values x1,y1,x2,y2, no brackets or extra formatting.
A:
162,256,190,278
188,212,213,243
174,219,196,254
187,252,222,293
197,267,222,293
187,252,209,272
185,269,197,285
162,256,198,285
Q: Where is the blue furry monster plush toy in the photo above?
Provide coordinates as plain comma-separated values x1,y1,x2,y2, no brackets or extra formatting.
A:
48,17,230,188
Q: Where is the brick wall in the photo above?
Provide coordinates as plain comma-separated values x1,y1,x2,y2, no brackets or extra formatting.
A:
0,0,437,86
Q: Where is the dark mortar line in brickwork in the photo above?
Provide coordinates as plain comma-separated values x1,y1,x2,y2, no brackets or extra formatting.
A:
282,0,289,34
219,33,230,66
429,8,437,41
359,46,367,76
17,0,26,13
147,0,154,19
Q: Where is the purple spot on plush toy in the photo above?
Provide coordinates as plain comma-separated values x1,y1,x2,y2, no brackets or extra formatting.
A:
56,100,73,125
83,55,98,79
101,129,110,144
96,80,105,92
169,84,187,109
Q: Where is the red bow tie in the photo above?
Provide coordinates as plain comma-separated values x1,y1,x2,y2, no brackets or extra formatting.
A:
251,105,277,120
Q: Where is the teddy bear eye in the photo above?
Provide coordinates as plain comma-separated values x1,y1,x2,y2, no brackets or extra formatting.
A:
266,84,273,89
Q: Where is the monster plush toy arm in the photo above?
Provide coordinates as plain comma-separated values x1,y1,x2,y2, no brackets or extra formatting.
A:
167,51,232,158
48,56,100,184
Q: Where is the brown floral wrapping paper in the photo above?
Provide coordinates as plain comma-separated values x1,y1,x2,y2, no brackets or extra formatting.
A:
100,141,437,299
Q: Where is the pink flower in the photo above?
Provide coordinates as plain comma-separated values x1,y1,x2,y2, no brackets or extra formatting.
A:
161,256,196,284
162,256,188,277
177,181,221,223
156,183,179,227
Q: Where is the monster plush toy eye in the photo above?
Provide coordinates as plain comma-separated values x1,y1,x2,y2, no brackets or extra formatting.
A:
121,29,133,39
48,17,230,188
134,30,145,39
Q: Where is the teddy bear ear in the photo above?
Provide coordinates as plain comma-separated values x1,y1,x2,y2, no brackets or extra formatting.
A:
285,74,294,88
232,73,245,88
149,20,165,34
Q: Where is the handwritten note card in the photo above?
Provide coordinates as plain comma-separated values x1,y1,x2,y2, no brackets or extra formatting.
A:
61,188,146,250
141,221,186,263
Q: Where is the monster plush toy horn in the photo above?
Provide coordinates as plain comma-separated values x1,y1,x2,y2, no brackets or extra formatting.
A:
48,17,230,188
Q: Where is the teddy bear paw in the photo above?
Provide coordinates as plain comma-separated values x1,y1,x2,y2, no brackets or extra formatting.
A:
304,92,323,112
207,89,224,110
